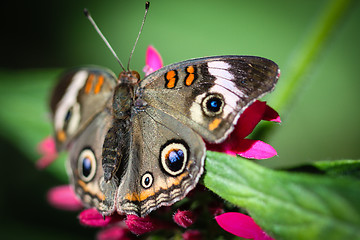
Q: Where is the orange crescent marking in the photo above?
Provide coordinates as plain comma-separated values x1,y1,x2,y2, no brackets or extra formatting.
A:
125,171,188,202
78,180,106,201
209,118,222,131
84,74,95,94
94,75,104,94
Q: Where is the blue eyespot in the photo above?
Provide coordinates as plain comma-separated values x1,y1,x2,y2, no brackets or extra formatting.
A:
78,148,97,182
168,149,184,170
202,94,224,116
210,99,218,108
206,97,222,112
82,157,92,178
144,176,150,185
160,141,188,176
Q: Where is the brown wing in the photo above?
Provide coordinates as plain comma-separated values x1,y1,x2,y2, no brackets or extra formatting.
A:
138,56,279,143
50,67,117,150
67,111,118,216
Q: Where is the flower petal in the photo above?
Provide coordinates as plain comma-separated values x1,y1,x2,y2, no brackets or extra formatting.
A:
79,208,113,227
216,212,257,238
216,212,274,240
47,185,83,211
234,101,267,139
97,225,131,240
263,105,281,123
126,215,161,235
173,210,197,228
143,45,163,76
38,136,57,154
36,137,58,169
236,139,277,159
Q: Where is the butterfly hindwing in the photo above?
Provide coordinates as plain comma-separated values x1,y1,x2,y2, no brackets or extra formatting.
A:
67,110,118,215
113,104,206,216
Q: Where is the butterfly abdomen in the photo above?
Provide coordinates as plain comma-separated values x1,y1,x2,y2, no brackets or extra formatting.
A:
102,119,131,182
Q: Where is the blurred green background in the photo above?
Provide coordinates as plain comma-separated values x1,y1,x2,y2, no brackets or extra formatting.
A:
1,0,359,239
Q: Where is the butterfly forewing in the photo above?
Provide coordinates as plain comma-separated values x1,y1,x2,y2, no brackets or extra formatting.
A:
138,56,279,143
50,67,117,150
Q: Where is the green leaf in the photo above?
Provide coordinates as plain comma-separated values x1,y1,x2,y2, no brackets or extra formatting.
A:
0,69,68,182
286,160,360,180
204,151,360,240
312,160,360,178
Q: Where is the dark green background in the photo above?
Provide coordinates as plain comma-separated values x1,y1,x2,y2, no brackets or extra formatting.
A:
1,0,359,239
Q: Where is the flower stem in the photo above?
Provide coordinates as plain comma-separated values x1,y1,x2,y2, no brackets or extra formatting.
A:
254,0,354,138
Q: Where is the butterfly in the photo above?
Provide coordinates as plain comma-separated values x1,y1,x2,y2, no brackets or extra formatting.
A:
49,3,280,217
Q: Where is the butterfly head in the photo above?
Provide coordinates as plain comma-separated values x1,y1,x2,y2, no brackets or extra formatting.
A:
118,70,140,85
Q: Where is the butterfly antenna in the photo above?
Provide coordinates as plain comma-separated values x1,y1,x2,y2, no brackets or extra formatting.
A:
127,1,150,71
84,8,126,72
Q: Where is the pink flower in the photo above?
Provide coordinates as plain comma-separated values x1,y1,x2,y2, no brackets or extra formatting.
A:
47,185,83,211
206,101,280,159
125,214,172,235
36,136,58,169
173,209,197,228
97,225,132,240
216,212,274,240
143,45,280,159
142,45,163,76
79,208,115,227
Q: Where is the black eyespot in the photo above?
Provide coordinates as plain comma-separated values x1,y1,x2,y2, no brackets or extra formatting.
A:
141,172,153,189
206,97,221,112
202,94,224,116
160,140,189,176
65,108,72,122
78,148,97,182
62,103,81,136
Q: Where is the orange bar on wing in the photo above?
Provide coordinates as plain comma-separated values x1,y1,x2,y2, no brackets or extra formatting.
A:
185,66,196,86
84,74,95,94
94,75,104,94
165,70,177,89
209,118,222,131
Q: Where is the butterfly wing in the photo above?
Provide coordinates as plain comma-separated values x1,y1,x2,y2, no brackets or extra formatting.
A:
138,56,279,143
66,110,118,215
114,104,206,217
50,67,117,150
51,67,118,215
